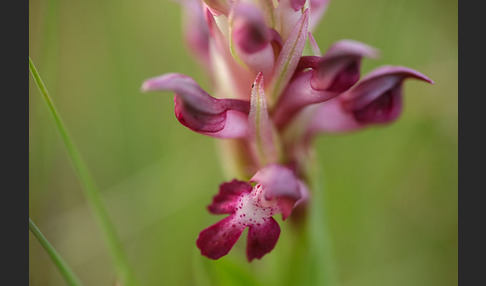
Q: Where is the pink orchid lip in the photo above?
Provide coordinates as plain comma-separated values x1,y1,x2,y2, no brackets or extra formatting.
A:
197,179,282,261
250,164,302,220
246,217,280,261
207,179,253,215
141,73,251,138
197,214,246,260
197,164,306,261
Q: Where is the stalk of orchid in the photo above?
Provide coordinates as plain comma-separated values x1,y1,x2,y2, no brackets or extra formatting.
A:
142,0,433,263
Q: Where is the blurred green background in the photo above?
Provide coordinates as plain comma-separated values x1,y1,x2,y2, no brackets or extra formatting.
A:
29,0,457,285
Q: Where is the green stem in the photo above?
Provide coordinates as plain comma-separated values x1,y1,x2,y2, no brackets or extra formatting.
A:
29,57,138,286
307,160,339,286
29,218,82,286
287,157,339,286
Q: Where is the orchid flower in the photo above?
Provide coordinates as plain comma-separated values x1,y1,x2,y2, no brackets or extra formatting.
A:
142,0,432,261
197,164,308,261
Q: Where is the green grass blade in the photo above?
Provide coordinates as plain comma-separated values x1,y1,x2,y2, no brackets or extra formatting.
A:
29,57,138,286
29,218,82,286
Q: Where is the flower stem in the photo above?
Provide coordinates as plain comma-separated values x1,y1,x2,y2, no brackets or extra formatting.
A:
285,156,338,286
29,218,82,286
307,161,339,286
29,57,138,286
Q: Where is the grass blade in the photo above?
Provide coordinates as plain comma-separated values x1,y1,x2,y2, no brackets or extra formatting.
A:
29,218,82,286
29,57,138,286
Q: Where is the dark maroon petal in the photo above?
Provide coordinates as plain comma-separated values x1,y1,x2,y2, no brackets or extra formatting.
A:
311,40,379,93
231,3,271,54
174,97,226,132
229,3,275,77
246,217,281,261
143,73,219,112
196,215,246,260
321,60,360,93
296,56,321,71
234,26,269,54
208,180,253,214
341,66,433,125
305,65,433,135
352,84,402,124
142,73,251,138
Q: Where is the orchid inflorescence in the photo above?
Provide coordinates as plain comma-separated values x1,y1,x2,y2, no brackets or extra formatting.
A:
142,0,432,262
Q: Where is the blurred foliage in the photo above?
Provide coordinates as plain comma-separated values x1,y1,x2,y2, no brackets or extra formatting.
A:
29,0,457,285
